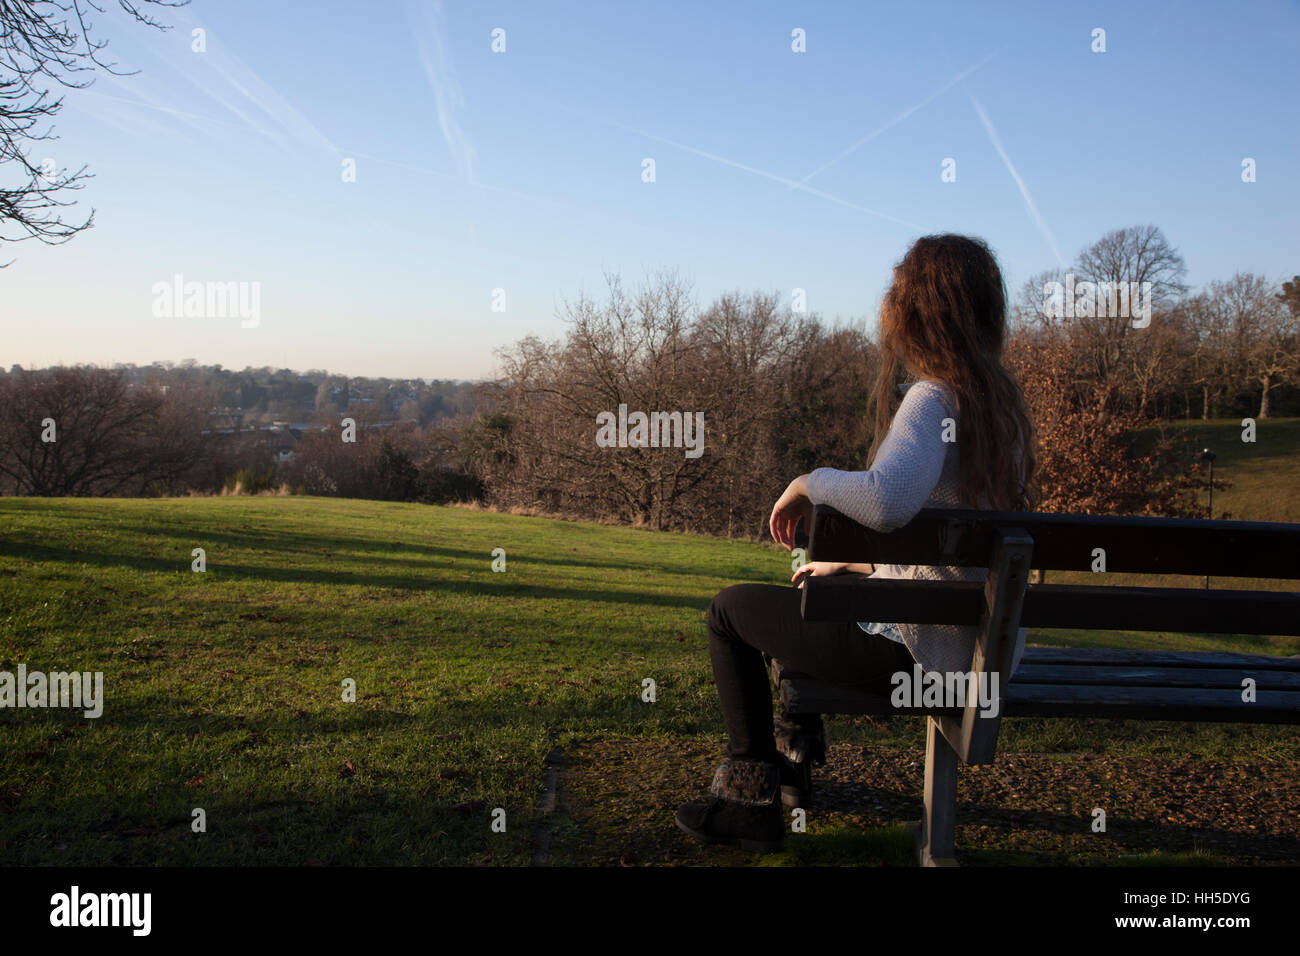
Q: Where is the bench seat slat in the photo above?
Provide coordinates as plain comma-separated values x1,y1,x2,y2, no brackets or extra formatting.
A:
1003,683,1300,723
1012,664,1300,690
778,675,1300,724
809,505,1300,578
775,650,1300,684
1022,647,1300,670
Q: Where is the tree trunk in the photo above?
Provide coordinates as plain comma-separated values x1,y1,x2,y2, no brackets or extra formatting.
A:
1259,374,1271,419
1201,385,1210,420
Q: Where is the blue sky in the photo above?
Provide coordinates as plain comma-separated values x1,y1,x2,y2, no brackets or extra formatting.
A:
3,0,1298,380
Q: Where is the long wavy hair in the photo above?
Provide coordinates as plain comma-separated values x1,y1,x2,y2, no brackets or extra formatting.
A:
871,235,1039,512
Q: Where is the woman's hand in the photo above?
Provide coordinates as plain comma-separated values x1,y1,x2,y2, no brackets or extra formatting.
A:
791,561,878,587
769,475,813,550
791,561,848,586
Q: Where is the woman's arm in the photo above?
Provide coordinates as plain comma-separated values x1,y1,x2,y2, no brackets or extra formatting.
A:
791,561,876,586
804,380,955,532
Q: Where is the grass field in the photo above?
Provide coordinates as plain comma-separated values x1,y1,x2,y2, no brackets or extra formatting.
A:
1133,416,1300,525
1,418,1297,866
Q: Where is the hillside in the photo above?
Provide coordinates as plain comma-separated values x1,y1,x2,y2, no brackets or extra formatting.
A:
1,451,1298,864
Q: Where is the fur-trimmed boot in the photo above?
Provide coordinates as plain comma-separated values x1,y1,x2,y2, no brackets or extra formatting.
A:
674,757,784,854
773,709,827,812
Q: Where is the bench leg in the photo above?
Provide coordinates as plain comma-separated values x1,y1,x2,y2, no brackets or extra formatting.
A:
912,716,959,867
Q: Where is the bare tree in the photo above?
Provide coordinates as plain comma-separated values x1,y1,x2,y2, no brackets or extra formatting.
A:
0,365,206,495
1011,267,1066,332
1213,273,1300,418
1074,225,1188,304
1123,307,1187,418
1280,276,1300,320
480,272,877,537
495,269,718,530
1,0,186,261
691,290,798,535
1070,225,1188,397
1180,291,1235,420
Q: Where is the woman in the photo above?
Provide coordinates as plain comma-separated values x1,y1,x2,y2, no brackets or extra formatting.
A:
675,234,1039,854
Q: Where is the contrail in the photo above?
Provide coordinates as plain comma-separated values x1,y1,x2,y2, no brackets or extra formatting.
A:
97,7,341,158
75,87,256,135
968,94,1065,268
409,0,477,183
564,109,924,231
800,50,1000,184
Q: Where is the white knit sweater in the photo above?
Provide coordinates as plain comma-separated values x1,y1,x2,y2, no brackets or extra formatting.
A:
805,378,1027,677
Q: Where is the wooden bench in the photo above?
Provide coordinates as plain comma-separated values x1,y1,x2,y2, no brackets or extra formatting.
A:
774,504,1300,866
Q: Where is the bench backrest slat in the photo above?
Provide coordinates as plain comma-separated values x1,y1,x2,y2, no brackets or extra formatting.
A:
808,506,1300,579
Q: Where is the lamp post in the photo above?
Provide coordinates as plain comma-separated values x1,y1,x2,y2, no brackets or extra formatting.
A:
1201,448,1216,589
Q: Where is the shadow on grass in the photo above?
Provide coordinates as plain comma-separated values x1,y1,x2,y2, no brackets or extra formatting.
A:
1132,419,1300,465
3,516,744,582
0,697,565,864
0,790,542,865
0,539,713,611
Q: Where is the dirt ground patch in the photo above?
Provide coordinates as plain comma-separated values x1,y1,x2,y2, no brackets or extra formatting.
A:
550,737,1300,866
